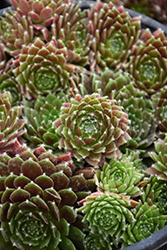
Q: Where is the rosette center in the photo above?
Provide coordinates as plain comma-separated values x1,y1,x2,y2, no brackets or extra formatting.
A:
141,63,157,82
34,71,58,91
80,117,98,137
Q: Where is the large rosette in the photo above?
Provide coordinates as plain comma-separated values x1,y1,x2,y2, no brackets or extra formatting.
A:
0,146,96,249
87,1,141,72
126,29,167,95
13,38,83,99
54,93,130,166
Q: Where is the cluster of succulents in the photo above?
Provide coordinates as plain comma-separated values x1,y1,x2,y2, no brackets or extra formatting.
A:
0,0,167,249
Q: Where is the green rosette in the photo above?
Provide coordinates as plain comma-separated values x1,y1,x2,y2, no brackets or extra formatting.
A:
96,159,143,197
23,93,68,150
146,135,167,180
84,232,112,250
121,203,167,248
78,192,136,239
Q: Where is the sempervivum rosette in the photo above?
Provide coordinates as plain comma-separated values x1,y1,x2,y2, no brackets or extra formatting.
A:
121,202,167,248
0,61,22,106
90,68,137,100
140,175,167,213
11,0,70,28
54,93,131,167
78,192,138,248
0,92,26,153
0,9,35,57
13,38,82,99
120,94,156,152
51,1,89,67
125,29,167,95
83,232,111,250
152,86,167,135
87,1,141,72
146,135,167,180
0,146,96,249
23,93,69,150
96,159,143,197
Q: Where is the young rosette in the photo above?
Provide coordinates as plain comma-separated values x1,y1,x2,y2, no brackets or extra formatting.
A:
0,65,22,106
140,175,167,213
0,146,96,249
121,202,167,248
90,68,137,100
13,38,80,99
146,135,167,180
83,232,112,250
120,95,156,152
0,92,25,152
54,93,131,167
78,192,138,247
23,93,68,150
87,1,141,72
125,29,167,95
96,158,143,197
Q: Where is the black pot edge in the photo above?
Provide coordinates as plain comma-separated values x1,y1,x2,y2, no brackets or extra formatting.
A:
0,2,167,250
122,225,167,250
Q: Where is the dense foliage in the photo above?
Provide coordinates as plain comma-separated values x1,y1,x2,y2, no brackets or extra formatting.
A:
0,0,167,249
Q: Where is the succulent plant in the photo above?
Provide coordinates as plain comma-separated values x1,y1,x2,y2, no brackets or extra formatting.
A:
83,232,112,250
90,69,136,99
0,0,166,248
54,93,131,166
78,192,138,245
146,135,167,180
87,1,141,72
13,37,84,99
51,2,89,67
152,85,167,135
125,29,167,95
120,94,156,152
0,145,96,249
120,149,147,173
0,8,35,57
0,92,26,153
0,61,22,106
139,175,167,212
96,158,143,197
121,202,167,248
11,0,68,28
23,92,69,150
